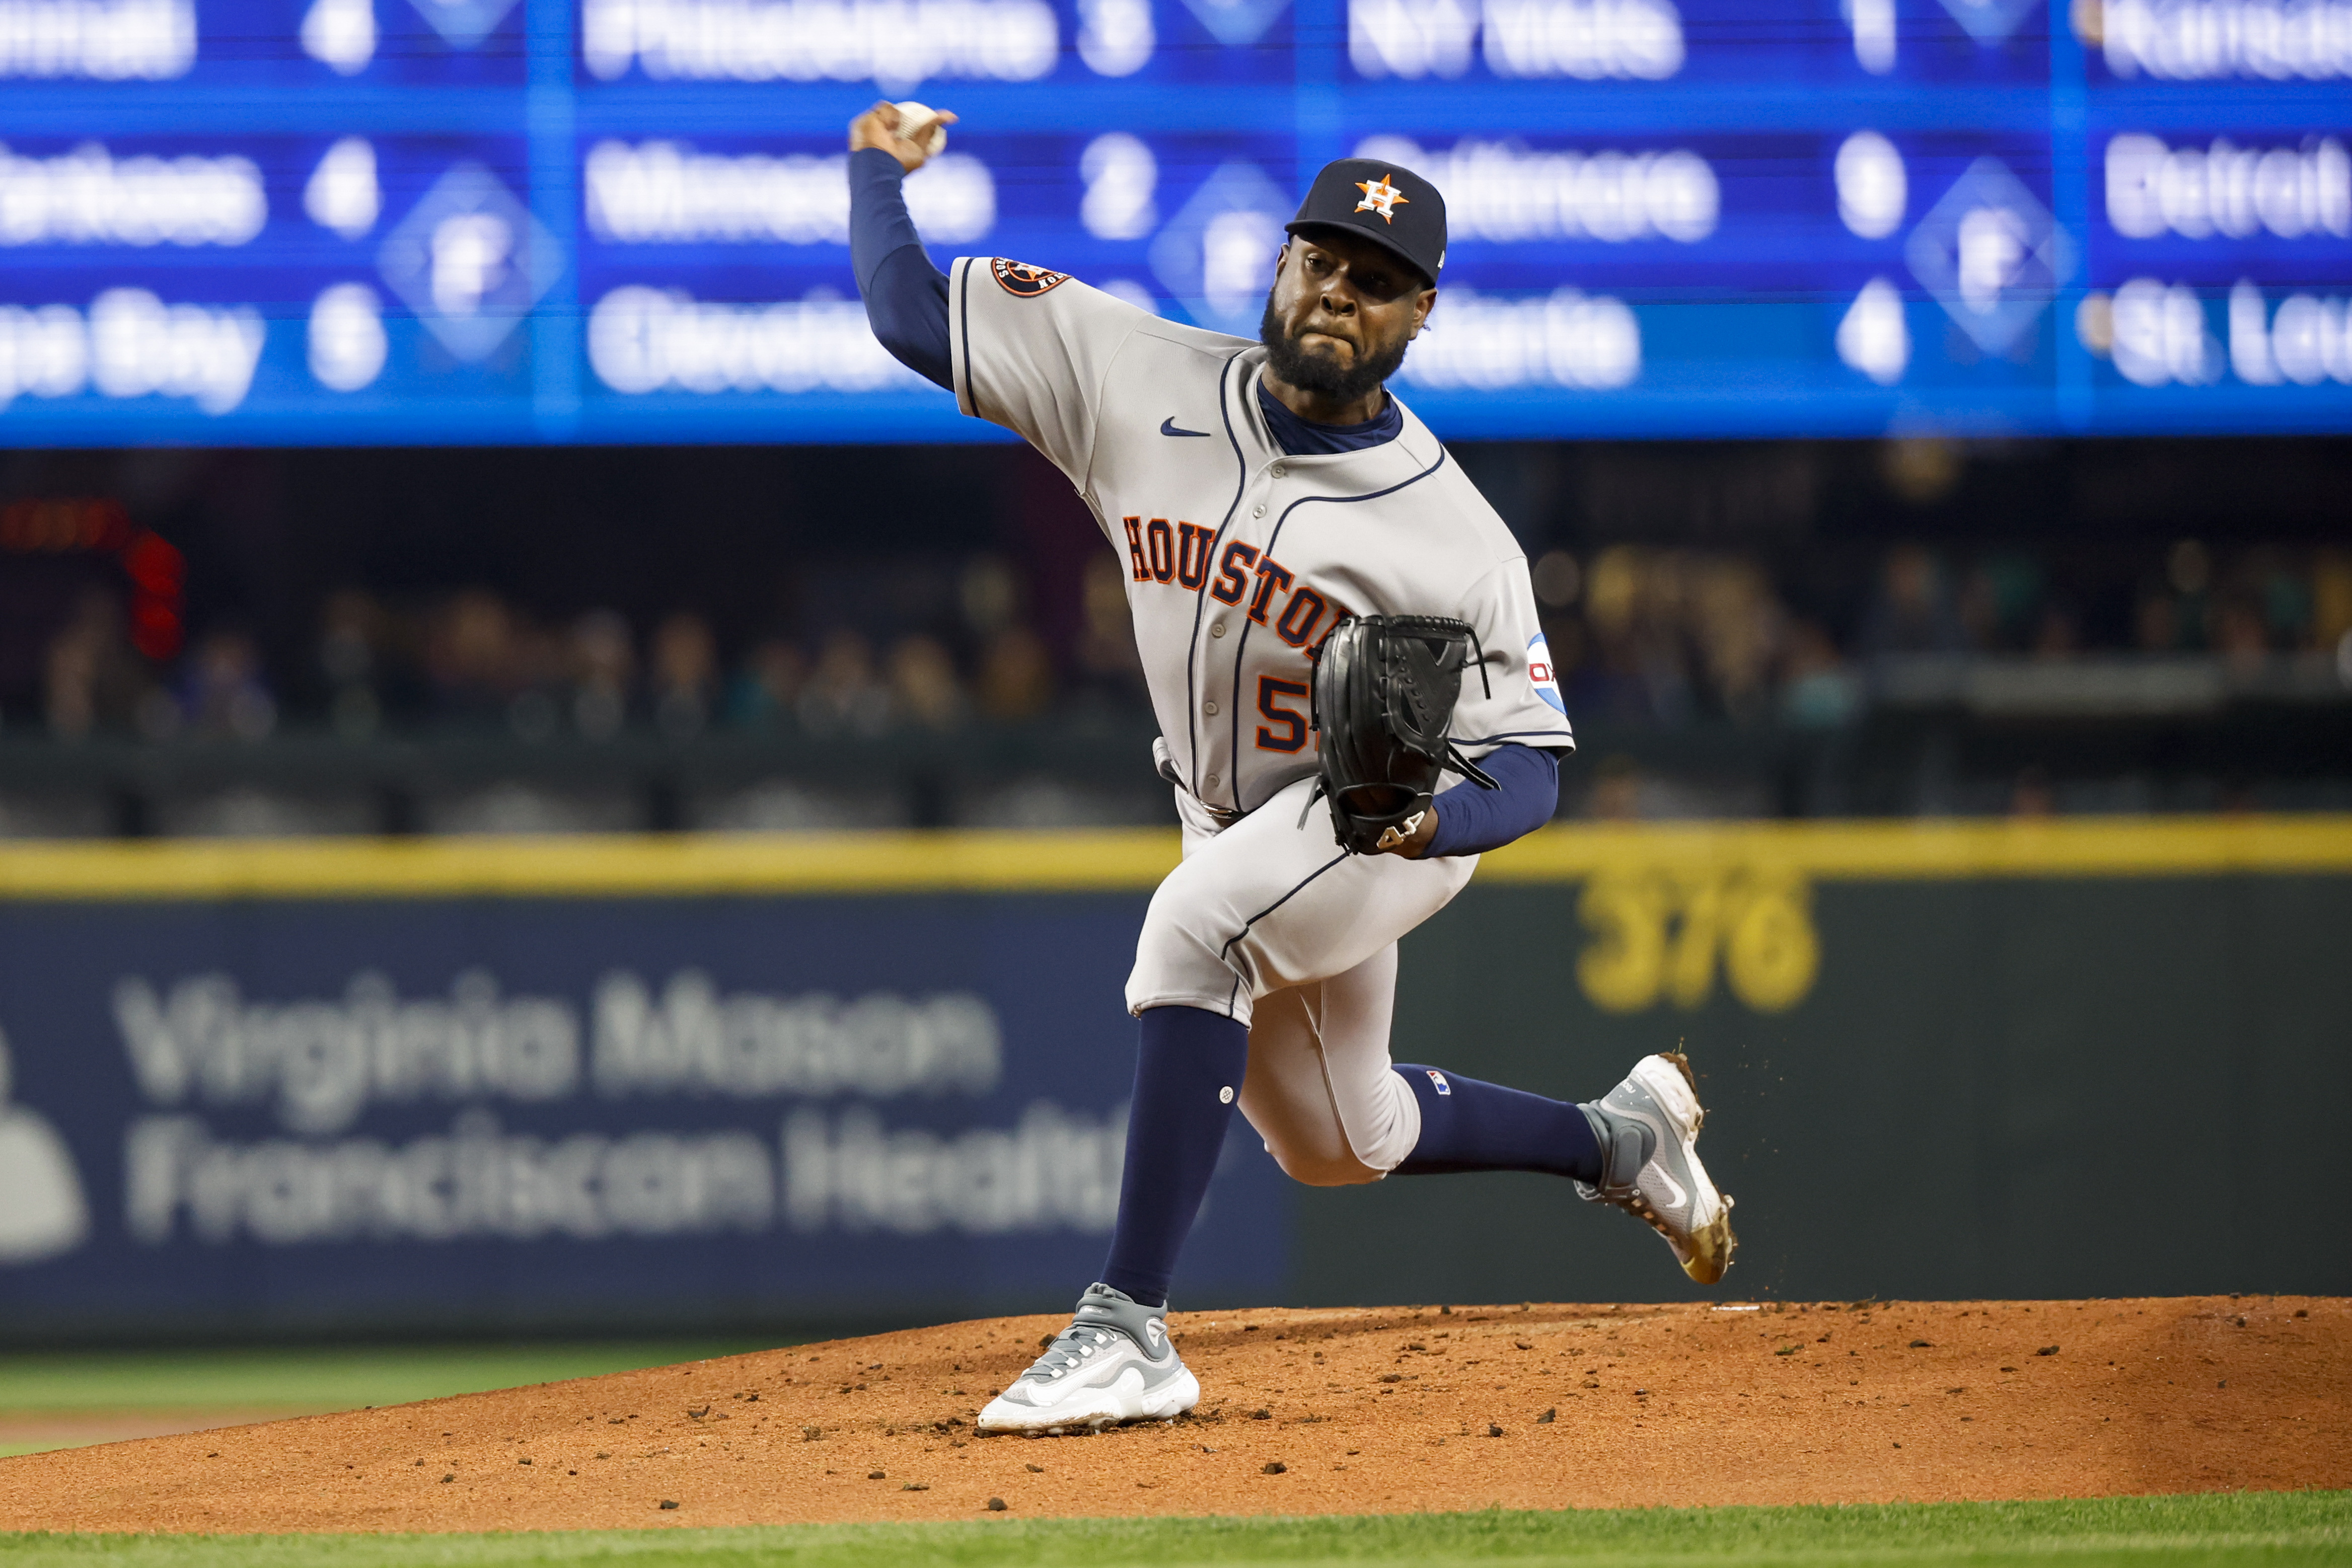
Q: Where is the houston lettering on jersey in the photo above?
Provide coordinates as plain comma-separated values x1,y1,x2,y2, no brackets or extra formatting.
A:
950,258,1574,816
1122,517,1353,654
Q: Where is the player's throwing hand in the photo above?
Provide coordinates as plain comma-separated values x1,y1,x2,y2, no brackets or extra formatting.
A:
848,101,956,173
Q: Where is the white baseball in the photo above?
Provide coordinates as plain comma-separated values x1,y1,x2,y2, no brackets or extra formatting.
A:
892,102,948,157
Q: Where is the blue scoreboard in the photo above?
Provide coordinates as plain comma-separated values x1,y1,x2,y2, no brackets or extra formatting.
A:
0,0,2346,444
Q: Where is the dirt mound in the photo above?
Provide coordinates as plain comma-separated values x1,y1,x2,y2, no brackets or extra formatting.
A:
1,1296,2342,1535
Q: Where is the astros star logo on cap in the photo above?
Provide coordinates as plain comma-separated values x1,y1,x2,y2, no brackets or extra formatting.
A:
1354,174,1409,223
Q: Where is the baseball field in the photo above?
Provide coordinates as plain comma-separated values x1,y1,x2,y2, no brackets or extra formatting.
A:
1,1294,2344,1564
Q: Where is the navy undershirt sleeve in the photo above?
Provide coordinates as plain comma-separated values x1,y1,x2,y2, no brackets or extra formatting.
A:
848,146,952,391
1423,742,1561,858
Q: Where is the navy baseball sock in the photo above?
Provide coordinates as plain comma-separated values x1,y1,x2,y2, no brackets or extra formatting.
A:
1390,1064,1603,1181
1097,1004,1251,1309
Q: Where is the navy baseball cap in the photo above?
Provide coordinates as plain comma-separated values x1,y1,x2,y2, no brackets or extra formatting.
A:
1285,158,1447,286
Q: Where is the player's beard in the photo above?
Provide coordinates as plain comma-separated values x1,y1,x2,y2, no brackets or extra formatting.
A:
1259,293,1410,408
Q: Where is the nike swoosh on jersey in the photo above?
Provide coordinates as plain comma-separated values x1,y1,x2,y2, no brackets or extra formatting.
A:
1159,417,1211,437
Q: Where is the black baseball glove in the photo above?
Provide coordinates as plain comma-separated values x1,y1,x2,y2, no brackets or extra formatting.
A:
1304,614,1499,855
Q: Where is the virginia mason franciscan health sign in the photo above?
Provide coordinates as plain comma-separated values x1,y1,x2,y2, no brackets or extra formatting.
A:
109,968,1094,1247
0,840,1289,1336
4,819,2350,1332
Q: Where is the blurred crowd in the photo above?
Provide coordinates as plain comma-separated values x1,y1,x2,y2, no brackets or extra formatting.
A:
1538,537,2352,731
22,538,2352,746
28,551,1150,746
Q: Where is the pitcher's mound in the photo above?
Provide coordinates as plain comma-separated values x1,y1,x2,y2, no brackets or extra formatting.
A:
1,1296,2344,1535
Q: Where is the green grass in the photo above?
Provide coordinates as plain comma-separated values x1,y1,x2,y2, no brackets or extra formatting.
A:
0,1345,772,1458
1,1494,2345,1568
0,1345,775,1415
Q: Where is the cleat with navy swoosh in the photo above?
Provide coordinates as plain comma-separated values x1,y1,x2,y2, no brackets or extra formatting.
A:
976,1283,1200,1436
1576,1052,1736,1284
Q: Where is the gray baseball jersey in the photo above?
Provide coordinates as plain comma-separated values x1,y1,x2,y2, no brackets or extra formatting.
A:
945,255,1574,820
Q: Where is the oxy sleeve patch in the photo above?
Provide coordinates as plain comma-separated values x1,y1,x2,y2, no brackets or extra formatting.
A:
992,258,1071,297
1527,632,1566,715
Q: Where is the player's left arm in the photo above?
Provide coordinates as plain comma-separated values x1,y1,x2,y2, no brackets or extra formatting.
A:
1395,742,1564,858
1387,556,1576,859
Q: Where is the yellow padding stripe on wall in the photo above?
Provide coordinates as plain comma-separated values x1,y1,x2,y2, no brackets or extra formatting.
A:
1478,814,2352,882
0,830,1184,900
0,816,2348,900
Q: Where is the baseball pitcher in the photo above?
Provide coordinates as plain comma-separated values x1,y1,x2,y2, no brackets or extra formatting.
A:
846,103,1736,1436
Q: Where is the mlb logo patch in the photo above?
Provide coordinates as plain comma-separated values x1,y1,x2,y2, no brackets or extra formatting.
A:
1426,1070,1452,1096
1527,633,1565,716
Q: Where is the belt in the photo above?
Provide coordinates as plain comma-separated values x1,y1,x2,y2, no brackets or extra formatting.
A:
1154,737,1247,826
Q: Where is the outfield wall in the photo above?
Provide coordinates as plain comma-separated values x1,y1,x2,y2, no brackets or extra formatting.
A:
0,819,2345,1340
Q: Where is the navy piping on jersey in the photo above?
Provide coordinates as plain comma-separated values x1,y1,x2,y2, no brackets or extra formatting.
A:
1224,442,1452,815
1180,351,1256,806
954,260,974,415
1215,850,1350,1016
1450,730,1578,748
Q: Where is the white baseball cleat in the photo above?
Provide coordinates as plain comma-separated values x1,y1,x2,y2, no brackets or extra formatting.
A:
976,1282,1201,1436
1577,1051,1737,1285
